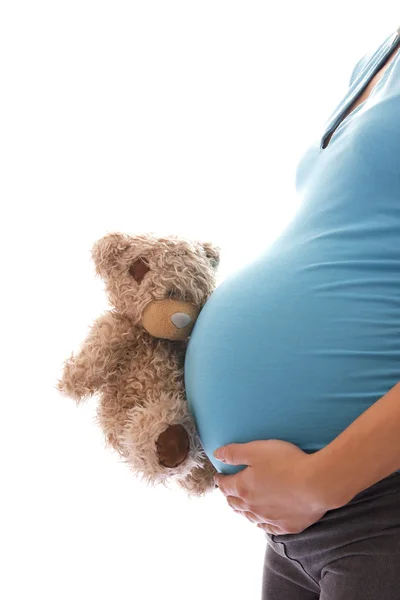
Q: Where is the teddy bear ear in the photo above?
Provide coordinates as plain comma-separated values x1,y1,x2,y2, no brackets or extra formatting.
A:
91,232,133,276
201,242,221,269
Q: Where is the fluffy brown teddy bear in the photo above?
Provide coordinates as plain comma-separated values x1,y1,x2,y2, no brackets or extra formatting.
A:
57,232,220,497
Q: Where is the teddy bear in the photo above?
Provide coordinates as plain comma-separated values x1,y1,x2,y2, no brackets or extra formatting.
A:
56,231,220,497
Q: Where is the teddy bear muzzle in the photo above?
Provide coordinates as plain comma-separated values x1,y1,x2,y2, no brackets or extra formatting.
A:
142,299,200,341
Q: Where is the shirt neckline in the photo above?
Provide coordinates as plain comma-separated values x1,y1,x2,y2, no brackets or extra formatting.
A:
320,28,400,151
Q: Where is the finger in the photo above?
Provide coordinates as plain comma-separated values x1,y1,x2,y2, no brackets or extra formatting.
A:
258,523,284,535
226,495,247,512
257,523,272,534
226,495,267,526
214,443,252,466
233,508,259,524
214,469,249,498
243,511,259,524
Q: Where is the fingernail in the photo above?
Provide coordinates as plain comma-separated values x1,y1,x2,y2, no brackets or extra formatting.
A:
213,448,225,461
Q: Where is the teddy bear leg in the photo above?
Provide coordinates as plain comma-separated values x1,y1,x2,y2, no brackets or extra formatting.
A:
155,424,190,468
176,453,218,497
118,390,205,488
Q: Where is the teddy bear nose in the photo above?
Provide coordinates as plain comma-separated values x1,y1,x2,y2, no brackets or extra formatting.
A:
170,312,192,329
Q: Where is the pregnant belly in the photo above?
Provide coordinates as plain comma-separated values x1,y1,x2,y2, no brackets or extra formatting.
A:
184,248,400,474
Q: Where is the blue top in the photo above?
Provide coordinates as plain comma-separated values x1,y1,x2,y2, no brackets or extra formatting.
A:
185,27,400,475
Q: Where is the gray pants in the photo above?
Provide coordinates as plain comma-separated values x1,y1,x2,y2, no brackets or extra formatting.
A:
262,471,400,599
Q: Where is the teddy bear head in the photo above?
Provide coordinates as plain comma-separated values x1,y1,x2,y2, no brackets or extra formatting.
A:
91,232,220,341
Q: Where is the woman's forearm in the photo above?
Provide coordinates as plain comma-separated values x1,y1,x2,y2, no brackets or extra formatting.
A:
310,381,400,509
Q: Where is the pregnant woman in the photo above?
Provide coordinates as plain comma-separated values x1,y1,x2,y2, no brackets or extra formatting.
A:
185,25,400,599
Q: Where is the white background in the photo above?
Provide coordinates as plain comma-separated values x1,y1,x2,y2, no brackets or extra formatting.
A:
1,2,398,598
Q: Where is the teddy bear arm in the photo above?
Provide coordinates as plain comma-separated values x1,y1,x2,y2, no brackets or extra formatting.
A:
57,311,134,402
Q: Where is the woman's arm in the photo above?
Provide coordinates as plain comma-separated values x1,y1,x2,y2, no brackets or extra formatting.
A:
310,381,400,508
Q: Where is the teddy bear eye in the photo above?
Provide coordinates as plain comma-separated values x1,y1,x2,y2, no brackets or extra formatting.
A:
129,258,150,284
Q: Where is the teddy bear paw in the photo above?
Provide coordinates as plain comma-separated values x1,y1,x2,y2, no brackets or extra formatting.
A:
156,424,190,468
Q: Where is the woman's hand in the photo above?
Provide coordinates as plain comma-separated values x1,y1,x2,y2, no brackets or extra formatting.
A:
213,439,333,535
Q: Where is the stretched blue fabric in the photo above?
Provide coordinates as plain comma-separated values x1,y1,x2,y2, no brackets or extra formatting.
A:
185,26,400,475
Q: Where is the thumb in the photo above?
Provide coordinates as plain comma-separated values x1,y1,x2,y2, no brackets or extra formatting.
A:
213,443,251,466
